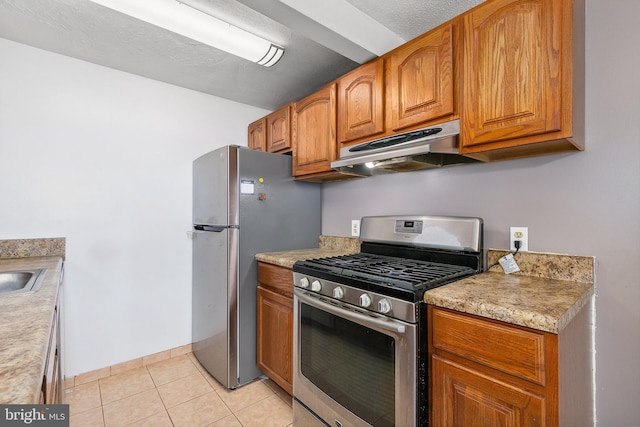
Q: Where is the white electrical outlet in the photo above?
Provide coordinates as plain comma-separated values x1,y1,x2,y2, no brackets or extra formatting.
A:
351,219,361,237
510,226,529,252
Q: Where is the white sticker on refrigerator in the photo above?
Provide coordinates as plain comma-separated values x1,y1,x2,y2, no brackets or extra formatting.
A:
240,180,255,194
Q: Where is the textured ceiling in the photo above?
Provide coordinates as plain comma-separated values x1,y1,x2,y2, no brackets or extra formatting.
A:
0,0,484,110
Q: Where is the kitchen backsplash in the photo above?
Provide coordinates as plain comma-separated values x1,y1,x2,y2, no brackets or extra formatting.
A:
0,238,66,259
318,235,360,252
487,249,595,283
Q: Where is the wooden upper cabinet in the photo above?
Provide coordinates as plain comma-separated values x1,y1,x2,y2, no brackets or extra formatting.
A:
248,117,266,151
292,84,338,177
266,105,292,153
276,0,583,176
248,105,291,153
337,59,385,144
460,0,582,158
388,22,456,132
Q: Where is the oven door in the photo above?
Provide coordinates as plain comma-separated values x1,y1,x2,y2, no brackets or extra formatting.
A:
293,288,417,427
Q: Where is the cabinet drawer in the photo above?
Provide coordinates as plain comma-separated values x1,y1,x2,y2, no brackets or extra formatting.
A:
432,308,546,385
258,262,294,296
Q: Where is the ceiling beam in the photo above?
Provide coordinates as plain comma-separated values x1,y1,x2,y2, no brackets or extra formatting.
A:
236,0,403,64
278,0,405,56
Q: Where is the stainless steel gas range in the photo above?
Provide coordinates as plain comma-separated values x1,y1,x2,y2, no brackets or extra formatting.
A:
292,215,483,427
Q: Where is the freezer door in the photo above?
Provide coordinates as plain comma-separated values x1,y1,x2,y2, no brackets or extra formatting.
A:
193,146,239,226
192,228,238,388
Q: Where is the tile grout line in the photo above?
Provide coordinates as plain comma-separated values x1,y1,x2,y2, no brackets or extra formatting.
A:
68,353,293,426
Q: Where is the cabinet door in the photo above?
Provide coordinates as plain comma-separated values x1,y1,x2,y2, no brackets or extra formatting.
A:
432,356,546,427
248,118,267,151
257,285,293,395
266,105,292,153
292,84,337,177
337,59,384,144
389,22,455,131
461,0,563,149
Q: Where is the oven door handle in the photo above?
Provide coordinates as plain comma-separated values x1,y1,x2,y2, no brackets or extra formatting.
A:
295,289,408,334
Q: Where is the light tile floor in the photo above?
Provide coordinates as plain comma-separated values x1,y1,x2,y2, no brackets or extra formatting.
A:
64,353,293,427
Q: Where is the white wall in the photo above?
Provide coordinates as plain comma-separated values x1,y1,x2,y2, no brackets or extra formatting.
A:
322,1,640,425
0,38,269,376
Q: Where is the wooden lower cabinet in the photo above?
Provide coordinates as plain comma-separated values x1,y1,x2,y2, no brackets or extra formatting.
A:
429,305,593,426
257,263,293,395
432,356,546,426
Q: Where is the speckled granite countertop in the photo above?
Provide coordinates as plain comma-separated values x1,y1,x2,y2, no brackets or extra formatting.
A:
255,235,360,269
258,241,595,335
424,250,595,334
0,256,63,403
0,238,65,260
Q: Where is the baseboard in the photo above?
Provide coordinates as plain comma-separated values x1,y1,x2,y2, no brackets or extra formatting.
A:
64,343,193,390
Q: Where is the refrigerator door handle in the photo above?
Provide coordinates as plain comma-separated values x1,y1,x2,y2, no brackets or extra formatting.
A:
194,225,237,232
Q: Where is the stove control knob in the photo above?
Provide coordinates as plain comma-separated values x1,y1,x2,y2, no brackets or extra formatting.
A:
299,277,310,288
332,286,345,299
359,293,372,308
311,280,322,292
378,298,392,314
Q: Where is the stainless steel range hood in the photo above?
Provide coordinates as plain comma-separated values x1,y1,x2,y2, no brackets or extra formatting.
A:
331,119,480,176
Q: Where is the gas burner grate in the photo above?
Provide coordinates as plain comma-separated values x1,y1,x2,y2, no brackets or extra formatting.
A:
305,253,475,291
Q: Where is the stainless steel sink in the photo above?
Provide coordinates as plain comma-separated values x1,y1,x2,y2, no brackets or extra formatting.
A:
0,269,47,295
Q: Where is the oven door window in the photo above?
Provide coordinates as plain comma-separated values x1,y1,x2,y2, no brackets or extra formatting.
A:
300,303,395,427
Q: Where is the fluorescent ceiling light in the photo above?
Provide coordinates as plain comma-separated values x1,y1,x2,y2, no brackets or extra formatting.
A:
89,0,284,67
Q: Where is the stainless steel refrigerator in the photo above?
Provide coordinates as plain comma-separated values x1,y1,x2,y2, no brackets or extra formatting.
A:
192,145,321,389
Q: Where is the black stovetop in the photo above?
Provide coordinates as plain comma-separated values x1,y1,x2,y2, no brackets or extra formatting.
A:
293,243,482,302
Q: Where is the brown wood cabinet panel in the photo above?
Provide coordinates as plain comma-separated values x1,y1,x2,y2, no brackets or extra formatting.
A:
248,117,267,151
292,84,338,177
460,0,582,158
258,261,294,297
432,308,546,385
388,22,456,131
257,285,293,395
428,306,564,427
337,59,385,144
462,0,561,145
432,356,546,427
266,105,292,153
